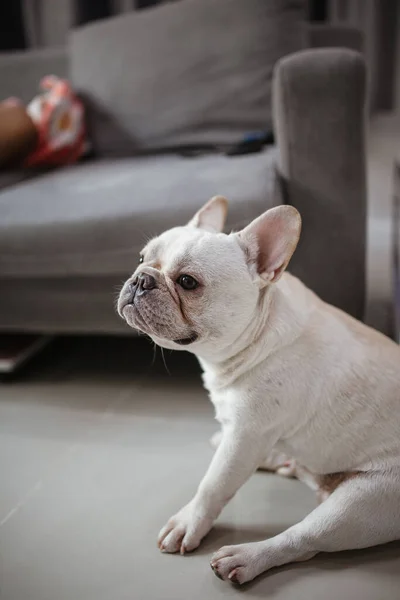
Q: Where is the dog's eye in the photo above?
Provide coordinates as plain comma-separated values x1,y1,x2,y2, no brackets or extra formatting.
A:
177,274,198,290
139,255,144,264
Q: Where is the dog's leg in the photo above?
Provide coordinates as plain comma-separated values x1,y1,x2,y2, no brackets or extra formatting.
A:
210,431,294,475
211,470,400,584
158,428,266,554
258,449,295,475
210,430,223,450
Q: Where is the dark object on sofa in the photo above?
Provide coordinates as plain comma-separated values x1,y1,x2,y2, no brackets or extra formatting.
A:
0,0,367,335
0,102,37,168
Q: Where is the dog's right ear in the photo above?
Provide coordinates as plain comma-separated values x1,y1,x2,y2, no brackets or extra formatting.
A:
187,195,228,233
236,205,301,285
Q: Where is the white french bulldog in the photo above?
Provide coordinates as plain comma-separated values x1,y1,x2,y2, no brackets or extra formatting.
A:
118,196,400,585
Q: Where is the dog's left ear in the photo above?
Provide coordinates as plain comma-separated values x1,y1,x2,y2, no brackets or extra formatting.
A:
188,195,228,233
237,206,301,284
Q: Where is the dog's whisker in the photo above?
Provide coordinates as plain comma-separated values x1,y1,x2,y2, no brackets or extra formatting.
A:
160,346,171,376
150,341,157,368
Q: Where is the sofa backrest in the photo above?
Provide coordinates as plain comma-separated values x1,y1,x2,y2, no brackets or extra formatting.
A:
69,0,305,156
0,47,68,105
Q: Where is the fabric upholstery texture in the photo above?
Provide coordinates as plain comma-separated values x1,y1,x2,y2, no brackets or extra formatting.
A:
273,48,367,319
0,276,129,334
0,47,68,105
69,0,305,155
0,170,36,191
0,149,278,278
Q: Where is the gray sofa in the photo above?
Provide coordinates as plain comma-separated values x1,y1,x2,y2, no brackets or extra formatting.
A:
0,2,366,335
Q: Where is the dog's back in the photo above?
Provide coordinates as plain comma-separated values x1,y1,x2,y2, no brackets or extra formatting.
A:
269,273,400,474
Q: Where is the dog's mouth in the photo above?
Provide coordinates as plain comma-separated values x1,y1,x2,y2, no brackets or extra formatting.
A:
123,304,198,346
173,333,198,346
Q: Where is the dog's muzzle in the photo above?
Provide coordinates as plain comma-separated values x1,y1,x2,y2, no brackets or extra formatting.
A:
118,271,158,318
127,272,158,303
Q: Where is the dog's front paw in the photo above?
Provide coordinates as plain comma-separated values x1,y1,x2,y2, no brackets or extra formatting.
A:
158,502,214,555
210,542,267,585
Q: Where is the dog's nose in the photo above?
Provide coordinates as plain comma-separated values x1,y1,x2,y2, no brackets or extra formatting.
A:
137,272,157,293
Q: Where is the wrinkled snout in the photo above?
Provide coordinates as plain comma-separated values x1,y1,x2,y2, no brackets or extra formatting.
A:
135,272,157,294
118,268,159,317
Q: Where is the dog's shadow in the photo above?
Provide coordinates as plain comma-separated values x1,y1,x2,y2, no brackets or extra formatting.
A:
195,524,400,596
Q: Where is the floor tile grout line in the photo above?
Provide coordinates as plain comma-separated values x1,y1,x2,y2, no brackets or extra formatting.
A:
0,481,43,528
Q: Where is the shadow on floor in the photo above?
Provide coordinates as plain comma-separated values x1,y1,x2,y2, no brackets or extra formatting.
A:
243,540,400,597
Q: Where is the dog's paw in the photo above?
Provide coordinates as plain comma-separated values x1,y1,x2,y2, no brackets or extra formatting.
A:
158,502,213,555
210,542,268,585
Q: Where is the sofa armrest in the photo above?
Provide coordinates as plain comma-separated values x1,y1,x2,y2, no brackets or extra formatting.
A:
0,47,68,104
273,48,367,320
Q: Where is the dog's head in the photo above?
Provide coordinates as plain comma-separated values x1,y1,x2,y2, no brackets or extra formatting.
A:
118,196,301,357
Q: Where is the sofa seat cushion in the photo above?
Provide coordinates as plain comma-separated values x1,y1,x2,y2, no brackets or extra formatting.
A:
0,170,38,191
0,149,278,278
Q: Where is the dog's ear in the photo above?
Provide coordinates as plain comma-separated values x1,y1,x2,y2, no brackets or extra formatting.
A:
188,195,228,233
237,206,301,284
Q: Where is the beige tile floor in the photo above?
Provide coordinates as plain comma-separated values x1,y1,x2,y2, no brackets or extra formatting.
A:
1,336,400,600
